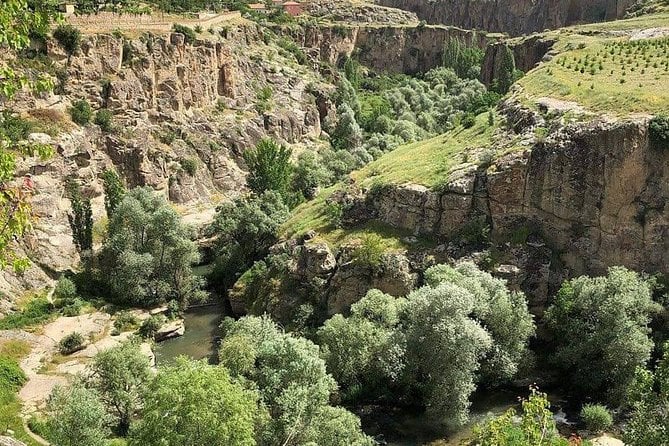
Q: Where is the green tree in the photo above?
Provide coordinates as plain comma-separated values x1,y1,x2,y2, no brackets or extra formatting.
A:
46,383,111,446
243,139,293,198
53,24,81,58
291,150,330,200
219,315,373,445
493,44,516,94
623,343,669,445
0,0,55,271
209,191,289,289
545,267,660,403
129,359,258,446
66,179,93,252
318,289,405,398
442,37,484,79
96,187,205,307
101,168,126,218
331,103,363,151
87,342,152,435
469,387,569,446
424,262,535,384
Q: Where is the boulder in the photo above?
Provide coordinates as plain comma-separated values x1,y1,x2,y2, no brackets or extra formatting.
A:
154,319,185,342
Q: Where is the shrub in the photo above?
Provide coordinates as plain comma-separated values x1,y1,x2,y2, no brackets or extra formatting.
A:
69,100,92,125
94,109,113,132
649,115,669,149
54,276,77,301
0,297,53,329
61,299,83,317
113,311,139,333
351,234,385,270
172,24,196,44
0,110,32,143
0,356,27,391
194,25,203,33
179,158,198,176
461,113,476,128
581,404,613,433
58,332,85,355
53,24,81,56
138,315,166,339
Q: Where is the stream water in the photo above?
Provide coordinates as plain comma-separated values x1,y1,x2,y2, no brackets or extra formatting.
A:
153,304,224,366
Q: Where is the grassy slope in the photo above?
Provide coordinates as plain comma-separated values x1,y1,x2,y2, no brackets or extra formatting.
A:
516,13,669,115
285,12,669,245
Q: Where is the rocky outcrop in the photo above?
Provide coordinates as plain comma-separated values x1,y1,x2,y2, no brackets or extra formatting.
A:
154,319,186,341
378,0,636,36
306,0,419,25
481,36,556,87
280,24,489,75
0,437,26,446
339,102,669,285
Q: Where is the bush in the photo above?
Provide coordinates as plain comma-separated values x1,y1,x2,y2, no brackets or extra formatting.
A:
0,110,32,143
172,24,196,44
69,100,92,125
0,297,54,329
649,115,669,149
58,332,85,355
94,109,113,132
53,24,81,56
0,356,27,391
461,113,476,128
179,158,198,176
351,234,385,270
138,315,166,339
113,311,139,334
54,276,77,301
581,404,613,433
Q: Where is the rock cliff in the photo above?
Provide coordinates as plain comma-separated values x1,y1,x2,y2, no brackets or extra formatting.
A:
339,101,667,284
378,0,637,36
1,24,331,310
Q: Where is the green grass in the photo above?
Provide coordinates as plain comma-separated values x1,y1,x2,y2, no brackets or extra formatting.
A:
517,33,669,115
352,113,495,188
0,295,56,330
282,115,497,248
0,345,40,446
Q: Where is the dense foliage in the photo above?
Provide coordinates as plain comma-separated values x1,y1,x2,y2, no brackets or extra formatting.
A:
468,387,574,446
129,359,258,446
318,262,534,425
649,115,669,149
242,138,293,200
209,191,289,289
95,187,205,307
66,179,93,252
219,315,374,445
545,266,660,403
624,343,669,445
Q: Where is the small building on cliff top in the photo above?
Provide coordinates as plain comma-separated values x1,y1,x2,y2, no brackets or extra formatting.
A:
282,1,302,16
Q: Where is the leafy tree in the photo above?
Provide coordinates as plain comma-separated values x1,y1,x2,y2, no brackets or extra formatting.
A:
96,187,205,307
291,150,330,200
318,289,405,398
53,24,81,57
129,359,258,446
649,115,669,150
442,37,484,79
343,57,361,88
66,179,93,252
623,343,669,445
0,0,55,271
219,315,373,446
242,138,293,198
87,342,152,435
402,280,493,425
46,383,111,446
424,262,535,384
101,168,126,218
331,103,363,151
493,44,516,94
468,387,570,446
545,267,660,403
209,191,289,289
333,77,360,116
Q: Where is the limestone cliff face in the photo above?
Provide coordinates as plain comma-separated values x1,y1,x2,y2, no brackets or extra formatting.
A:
342,107,667,282
378,0,636,36
480,36,556,87
0,25,330,309
282,24,489,75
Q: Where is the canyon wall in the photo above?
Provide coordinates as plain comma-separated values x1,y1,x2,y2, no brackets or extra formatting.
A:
378,0,636,36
